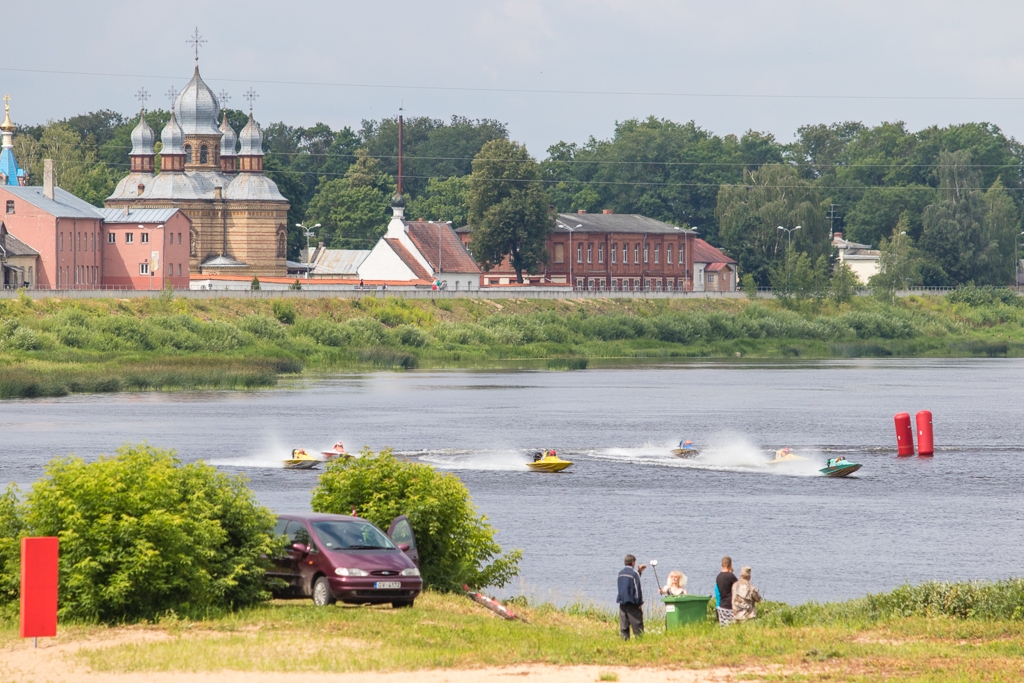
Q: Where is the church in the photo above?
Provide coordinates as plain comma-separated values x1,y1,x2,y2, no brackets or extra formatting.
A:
105,65,290,277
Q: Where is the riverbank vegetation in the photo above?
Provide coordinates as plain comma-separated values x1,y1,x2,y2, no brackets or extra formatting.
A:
1,288,1023,397
1,582,1021,680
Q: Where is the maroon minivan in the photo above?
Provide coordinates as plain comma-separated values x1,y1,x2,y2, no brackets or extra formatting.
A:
269,513,422,608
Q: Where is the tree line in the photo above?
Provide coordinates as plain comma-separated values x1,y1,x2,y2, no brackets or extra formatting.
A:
14,112,1024,286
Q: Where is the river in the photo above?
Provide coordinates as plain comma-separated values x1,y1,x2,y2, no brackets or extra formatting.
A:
2,359,1022,607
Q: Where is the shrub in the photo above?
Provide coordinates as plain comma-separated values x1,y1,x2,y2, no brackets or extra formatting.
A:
358,347,419,369
238,315,286,341
393,324,427,347
7,326,42,351
2,443,277,623
947,285,1023,308
296,317,350,347
272,300,295,325
311,449,521,591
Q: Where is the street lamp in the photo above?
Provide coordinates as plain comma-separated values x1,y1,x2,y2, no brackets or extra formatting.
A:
557,221,581,290
296,223,321,278
777,225,802,251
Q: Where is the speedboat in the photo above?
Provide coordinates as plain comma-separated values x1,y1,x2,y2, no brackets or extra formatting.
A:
321,441,352,460
672,440,700,458
820,458,862,477
284,448,320,470
526,450,573,473
766,448,808,465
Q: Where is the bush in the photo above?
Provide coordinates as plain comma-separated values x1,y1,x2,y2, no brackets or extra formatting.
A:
311,449,521,591
947,285,1023,308
1,443,277,623
238,315,286,341
272,300,295,325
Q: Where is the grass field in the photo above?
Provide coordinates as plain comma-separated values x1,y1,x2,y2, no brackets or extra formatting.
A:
2,588,1022,681
1,288,1023,398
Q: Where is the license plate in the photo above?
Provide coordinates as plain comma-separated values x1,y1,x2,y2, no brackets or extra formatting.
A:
374,581,401,589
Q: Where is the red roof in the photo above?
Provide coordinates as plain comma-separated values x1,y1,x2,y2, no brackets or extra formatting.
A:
692,238,736,265
406,221,481,274
384,238,433,280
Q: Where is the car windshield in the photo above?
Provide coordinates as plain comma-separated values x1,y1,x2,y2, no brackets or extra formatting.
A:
311,521,395,550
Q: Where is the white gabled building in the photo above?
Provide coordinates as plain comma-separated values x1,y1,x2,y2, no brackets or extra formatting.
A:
833,232,881,284
357,193,481,290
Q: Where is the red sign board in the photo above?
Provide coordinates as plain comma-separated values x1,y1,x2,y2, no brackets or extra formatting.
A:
20,537,58,639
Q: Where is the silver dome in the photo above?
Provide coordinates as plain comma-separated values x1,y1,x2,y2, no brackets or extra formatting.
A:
130,111,155,155
107,171,155,200
160,112,185,155
225,172,286,201
174,66,222,136
237,113,264,156
219,113,238,156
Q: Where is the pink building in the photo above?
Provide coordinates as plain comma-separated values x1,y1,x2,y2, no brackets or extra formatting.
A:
0,170,104,290
98,208,191,289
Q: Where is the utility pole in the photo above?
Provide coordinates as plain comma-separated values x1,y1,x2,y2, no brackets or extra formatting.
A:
828,203,840,239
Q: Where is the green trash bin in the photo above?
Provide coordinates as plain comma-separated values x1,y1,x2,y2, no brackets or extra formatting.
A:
663,595,711,631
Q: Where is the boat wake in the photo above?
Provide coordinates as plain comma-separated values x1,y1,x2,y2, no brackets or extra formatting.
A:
590,437,827,477
417,449,536,471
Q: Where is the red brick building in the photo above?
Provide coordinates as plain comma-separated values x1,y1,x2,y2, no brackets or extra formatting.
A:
459,211,700,291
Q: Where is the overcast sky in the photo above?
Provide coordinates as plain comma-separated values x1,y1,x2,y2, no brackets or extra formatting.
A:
6,1,1024,155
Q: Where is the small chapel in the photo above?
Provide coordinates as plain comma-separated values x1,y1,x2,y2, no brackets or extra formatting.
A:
105,65,290,276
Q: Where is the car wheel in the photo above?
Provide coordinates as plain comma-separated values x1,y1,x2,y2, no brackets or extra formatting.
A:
392,600,414,609
312,577,335,606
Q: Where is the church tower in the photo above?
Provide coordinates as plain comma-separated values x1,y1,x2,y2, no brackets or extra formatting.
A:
128,109,156,173
219,113,237,174
175,67,222,171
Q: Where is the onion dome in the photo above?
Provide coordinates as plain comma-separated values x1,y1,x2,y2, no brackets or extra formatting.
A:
0,99,13,133
237,113,264,156
219,112,237,157
160,112,185,155
173,66,221,136
391,191,406,209
130,110,156,155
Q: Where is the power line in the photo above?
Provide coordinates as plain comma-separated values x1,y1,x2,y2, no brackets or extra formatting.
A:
5,65,1024,102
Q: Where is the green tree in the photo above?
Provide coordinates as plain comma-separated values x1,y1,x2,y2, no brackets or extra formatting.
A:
1,444,276,623
311,450,521,591
769,247,828,308
303,149,395,249
919,150,985,285
870,219,921,301
717,164,831,286
830,261,860,304
15,122,115,205
978,178,1020,285
467,140,552,283
407,175,470,226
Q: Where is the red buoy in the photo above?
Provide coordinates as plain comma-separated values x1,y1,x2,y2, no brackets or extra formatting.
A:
894,412,915,456
916,410,934,456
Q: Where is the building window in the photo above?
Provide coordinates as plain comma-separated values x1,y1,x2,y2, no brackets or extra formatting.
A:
178,233,182,244
587,243,592,264
598,244,604,263
623,244,628,264
184,144,192,164
667,244,673,264
575,277,583,290
125,233,134,243
5,200,13,214
679,245,685,264
200,145,209,164
141,232,149,244
140,262,149,275
707,273,715,283
643,245,649,264
91,233,95,251
554,243,565,264
59,233,63,251
633,244,639,264
611,243,617,264
654,245,660,264
108,232,115,244
577,243,583,263
178,263,182,276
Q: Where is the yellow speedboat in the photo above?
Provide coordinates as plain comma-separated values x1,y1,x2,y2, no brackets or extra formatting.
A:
526,450,573,473
766,448,808,465
284,448,319,470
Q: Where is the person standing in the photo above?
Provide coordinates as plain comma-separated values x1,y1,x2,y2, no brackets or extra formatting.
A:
616,554,646,640
715,556,738,626
732,566,762,622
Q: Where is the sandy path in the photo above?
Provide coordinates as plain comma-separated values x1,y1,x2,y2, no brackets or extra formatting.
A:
0,632,744,683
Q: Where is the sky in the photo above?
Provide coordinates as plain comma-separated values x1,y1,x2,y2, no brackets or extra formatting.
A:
5,1,1024,155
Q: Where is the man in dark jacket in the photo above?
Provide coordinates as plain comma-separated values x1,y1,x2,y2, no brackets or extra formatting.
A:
616,554,646,640
715,556,738,626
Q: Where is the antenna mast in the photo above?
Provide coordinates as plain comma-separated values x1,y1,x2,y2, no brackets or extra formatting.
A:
397,108,403,197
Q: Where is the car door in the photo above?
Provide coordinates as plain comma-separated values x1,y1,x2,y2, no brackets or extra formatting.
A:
281,520,314,594
266,517,295,592
387,515,419,567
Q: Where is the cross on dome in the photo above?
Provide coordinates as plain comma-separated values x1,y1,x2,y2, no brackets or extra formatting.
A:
165,86,178,107
187,27,206,63
135,88,149,110
244,88,258,113
219,90,231,107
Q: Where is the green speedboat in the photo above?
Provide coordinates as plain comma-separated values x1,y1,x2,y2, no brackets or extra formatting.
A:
820,458,862,478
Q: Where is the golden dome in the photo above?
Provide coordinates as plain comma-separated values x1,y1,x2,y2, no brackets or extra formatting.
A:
0,95,13,133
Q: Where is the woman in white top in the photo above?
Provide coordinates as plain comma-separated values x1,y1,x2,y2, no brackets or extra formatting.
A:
660,570,687,596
